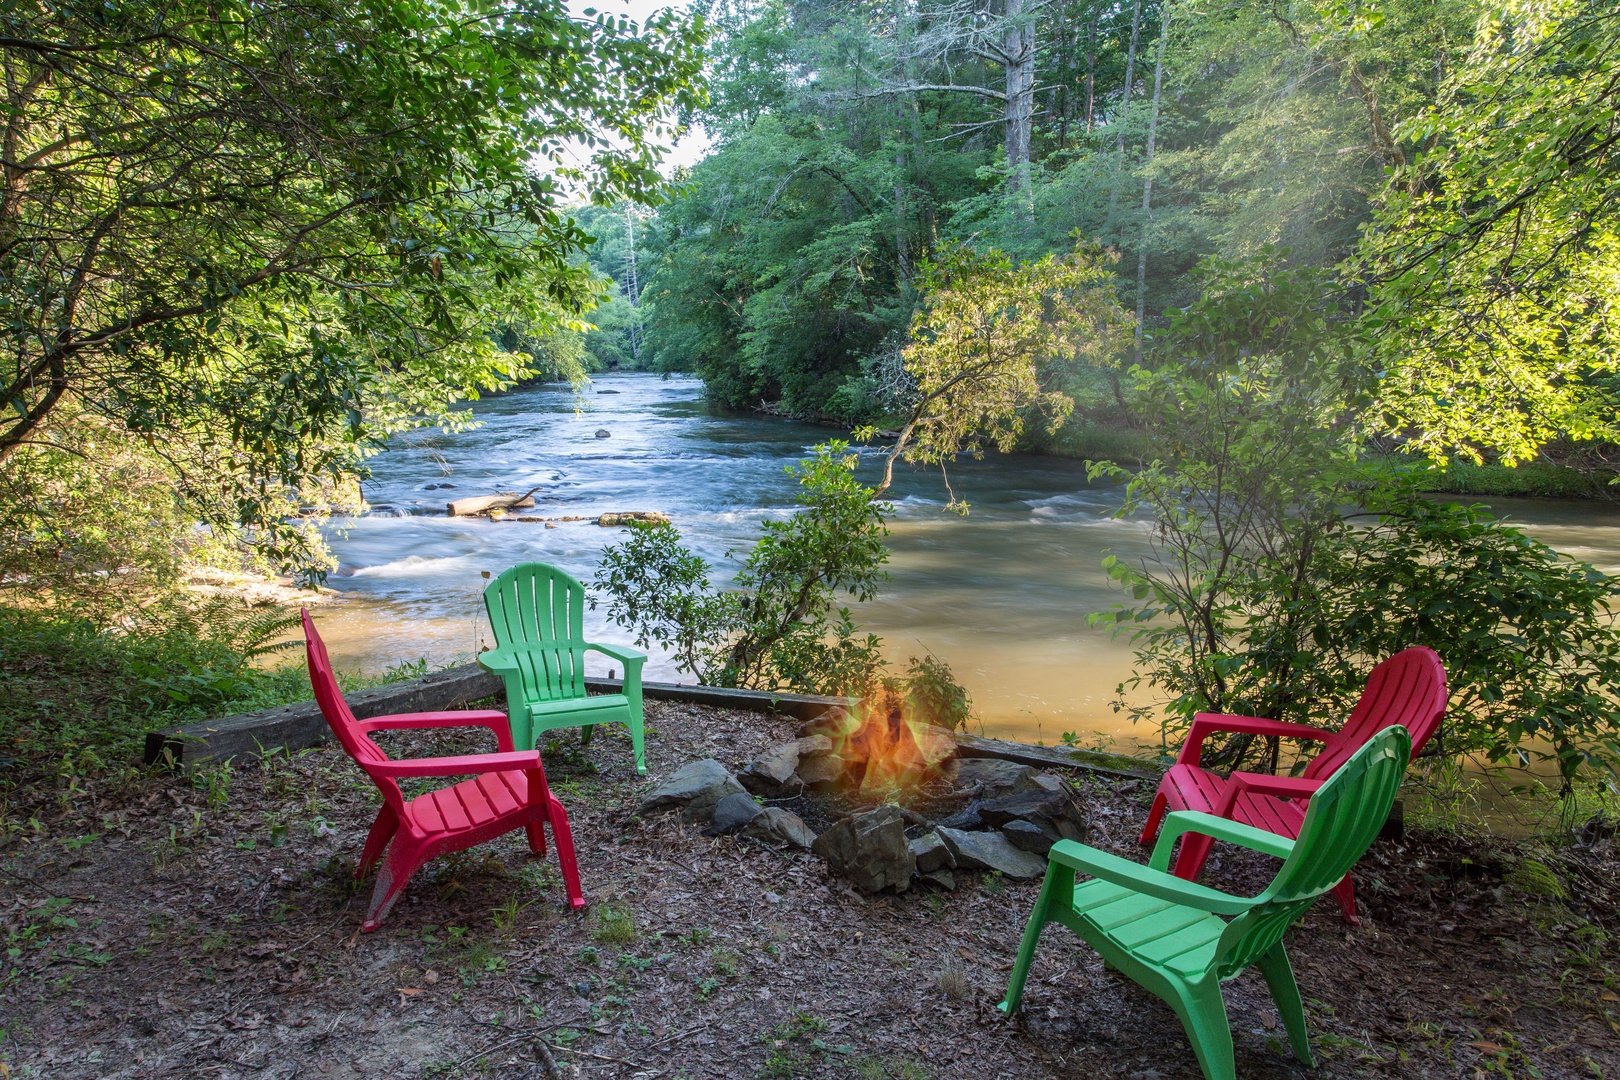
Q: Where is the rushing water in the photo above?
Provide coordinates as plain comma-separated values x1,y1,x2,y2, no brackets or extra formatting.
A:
315,371,1620,749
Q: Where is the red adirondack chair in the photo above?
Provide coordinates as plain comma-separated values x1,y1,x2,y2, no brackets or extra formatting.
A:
301,611,585,930
1138,647,1447,924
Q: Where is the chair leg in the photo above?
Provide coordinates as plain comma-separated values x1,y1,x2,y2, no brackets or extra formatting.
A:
1171,830,1216,881
546,794,586,909
580,724,594,747
1170,978,1237,1080
356,806,398,879
998,862,1071,1015
525,821,546,857
1332,874,1361,926
1138,790,1169,845
1257,941,1314,1066
628,713,647,775
363,840,423,932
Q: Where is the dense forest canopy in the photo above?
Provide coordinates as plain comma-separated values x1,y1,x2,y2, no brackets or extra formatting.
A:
607,0,1619,476
0,0,704,594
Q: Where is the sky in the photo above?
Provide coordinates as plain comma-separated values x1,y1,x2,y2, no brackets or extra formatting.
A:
568,0,714,175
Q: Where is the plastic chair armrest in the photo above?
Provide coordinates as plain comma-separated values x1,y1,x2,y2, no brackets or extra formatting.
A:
369,750,541,778
1228,771,1323,801
586,642,646,667
1048,840,1255,915
356,711,515,752
477,650,522,675
1178,713,1335,767
1149,810,1296,871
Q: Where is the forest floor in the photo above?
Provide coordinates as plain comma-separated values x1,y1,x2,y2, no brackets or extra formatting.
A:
2,699,1617,1080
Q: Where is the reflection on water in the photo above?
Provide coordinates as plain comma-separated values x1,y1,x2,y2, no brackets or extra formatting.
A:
316,372,1620,750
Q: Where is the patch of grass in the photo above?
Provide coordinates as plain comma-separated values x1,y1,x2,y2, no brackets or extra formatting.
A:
711,947,740,977
0,602,415,778
938,958,970,1001
1504,857,1566,900
1417,459,1613,500
592,904,637,946
854,1059,933,1080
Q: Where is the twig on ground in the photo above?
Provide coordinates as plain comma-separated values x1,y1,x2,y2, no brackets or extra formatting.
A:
533,1038,563,1078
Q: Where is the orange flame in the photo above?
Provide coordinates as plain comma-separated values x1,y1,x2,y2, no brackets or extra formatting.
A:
837,701,954,797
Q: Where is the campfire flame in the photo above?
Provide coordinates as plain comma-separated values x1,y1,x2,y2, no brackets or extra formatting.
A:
834,700,954,797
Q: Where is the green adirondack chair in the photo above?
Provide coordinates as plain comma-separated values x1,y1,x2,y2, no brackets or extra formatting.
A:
480,562,647,773
1000,725,1412,1080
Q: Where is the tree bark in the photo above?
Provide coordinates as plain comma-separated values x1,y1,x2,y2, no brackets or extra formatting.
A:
1002,0,1038,209
1084,2,1100,134
1134,2,1172,363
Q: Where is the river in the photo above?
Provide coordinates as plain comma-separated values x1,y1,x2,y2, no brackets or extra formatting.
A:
314,372,1620,750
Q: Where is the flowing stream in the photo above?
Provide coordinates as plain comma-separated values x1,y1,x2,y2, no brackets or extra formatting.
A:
315,372,1620,751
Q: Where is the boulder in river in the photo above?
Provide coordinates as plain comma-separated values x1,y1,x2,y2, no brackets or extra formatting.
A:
595,429,611,438
597,511,671,527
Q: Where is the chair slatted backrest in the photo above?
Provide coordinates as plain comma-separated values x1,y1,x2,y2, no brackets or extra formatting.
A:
1214,725,1411,977
1304,647,1446,781
483,563,589,703
301,610,406,815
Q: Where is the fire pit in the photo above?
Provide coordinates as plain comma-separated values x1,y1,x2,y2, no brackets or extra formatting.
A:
636,702,1090,895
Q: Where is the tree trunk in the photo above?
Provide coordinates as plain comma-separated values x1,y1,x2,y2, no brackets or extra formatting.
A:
1134,2,1172,363
623,205,642,365
1084,2,1100,133
1002,0,1037,208
1114,0,1144,155
1107,0,1145,219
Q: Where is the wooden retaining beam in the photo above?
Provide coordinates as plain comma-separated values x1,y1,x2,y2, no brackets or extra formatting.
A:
144,666,1164,782
145,666,861,768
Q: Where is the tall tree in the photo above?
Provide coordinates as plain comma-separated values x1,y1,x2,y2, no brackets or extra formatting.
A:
1363,0,1620,465
0,0,703,563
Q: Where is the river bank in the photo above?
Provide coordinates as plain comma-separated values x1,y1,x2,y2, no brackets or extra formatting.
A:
3,698,1616,1079
313,372,1620,754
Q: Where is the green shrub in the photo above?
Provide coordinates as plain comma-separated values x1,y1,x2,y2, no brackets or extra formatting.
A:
0,599,387,774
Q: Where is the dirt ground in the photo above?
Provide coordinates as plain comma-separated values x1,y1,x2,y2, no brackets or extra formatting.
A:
1,700,1616,1079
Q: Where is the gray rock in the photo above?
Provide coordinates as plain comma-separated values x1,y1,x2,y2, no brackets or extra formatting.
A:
744,807,818,850
595,429,611,438
977,787,1089,845
919,868,957,891
953,758,1036,798
704,792,765,835
796,751,845,792
1000,818,1058,855
796,707,858,741
937,826,1048,879
739,741,803,796
936,801,984,830
740,735,833,796
636,759,745,823
908,830,955,874
811,805,915,894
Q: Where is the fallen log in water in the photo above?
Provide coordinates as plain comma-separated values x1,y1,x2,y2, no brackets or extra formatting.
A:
447,486,541,516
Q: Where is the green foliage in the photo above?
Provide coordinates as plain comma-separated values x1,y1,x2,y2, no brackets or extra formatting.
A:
1363,0,1620,465
640,0,1474,432
0,0,705,577
0,598,408,773
1093,251,1620,785
595,442,890,695
900,654,973,732
868,242,1130,506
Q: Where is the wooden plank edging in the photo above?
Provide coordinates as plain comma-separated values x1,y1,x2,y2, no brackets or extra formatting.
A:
145,666,1164,781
